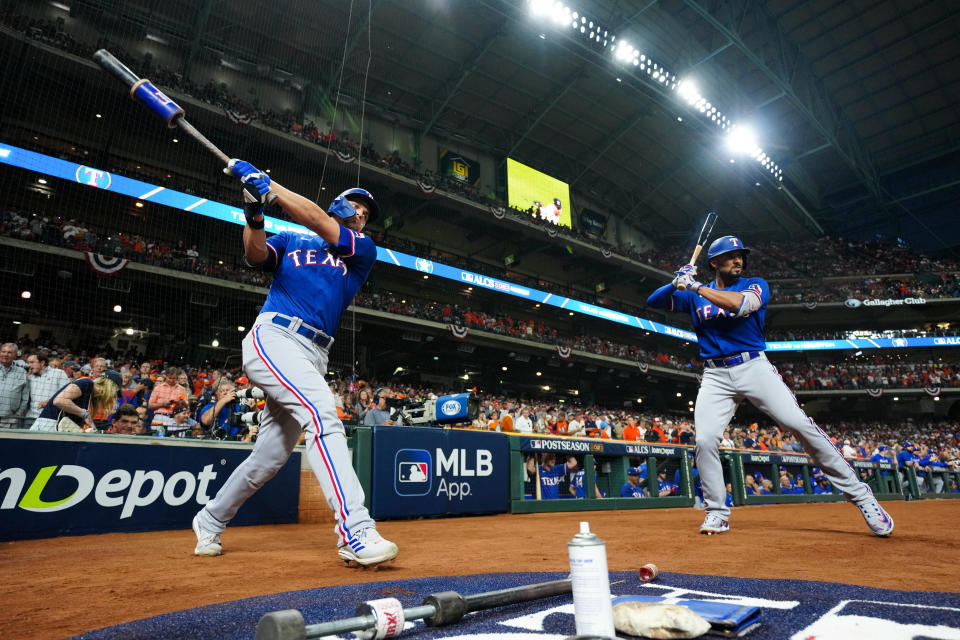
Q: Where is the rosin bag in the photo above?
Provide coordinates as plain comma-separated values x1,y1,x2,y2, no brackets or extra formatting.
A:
613,595,762,638
612,601,711,639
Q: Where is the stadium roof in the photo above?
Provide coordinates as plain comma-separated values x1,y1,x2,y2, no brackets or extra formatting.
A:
78,0,960,251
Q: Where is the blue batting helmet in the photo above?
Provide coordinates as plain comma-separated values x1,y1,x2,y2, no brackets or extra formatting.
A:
707,235,750,261
328,187,379,224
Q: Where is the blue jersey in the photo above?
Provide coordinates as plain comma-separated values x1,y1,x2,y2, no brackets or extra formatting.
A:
261,226,376,337
538,464,566,499
620,482,645,498
573,470,604,498
648,277,769,359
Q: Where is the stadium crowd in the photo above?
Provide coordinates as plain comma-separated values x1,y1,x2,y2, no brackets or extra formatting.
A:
7,13,959,293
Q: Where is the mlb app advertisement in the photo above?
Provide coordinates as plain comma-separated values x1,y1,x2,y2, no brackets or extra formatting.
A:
371,427,508,518
0,438,299,540
506,157,572,227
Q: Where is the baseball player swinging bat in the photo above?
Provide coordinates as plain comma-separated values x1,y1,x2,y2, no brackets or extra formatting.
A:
676,210,718,290
92,49,277,204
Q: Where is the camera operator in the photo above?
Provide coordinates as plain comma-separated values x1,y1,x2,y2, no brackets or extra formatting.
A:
200,378,239,438
362,387,395,426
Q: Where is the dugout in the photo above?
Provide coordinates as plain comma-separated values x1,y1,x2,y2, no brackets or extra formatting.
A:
728,450,903,506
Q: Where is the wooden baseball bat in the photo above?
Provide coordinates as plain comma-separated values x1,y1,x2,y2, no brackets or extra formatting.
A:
676,210,718,291
534,453,543,501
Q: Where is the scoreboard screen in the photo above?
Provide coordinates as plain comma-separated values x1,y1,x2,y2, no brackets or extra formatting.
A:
506,157,572,228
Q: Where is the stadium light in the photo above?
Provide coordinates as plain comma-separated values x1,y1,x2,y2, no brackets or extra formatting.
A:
20,290,31,299
237,326,246,332
211,339,220,347
529,0,551,17
725,125,760,156
529,0,784,179
113,305,122,312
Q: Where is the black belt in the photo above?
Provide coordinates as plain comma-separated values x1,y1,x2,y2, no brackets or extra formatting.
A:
705,351,761,368
271,315,333,349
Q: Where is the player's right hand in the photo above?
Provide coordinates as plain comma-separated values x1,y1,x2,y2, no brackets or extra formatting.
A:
674,264,697,277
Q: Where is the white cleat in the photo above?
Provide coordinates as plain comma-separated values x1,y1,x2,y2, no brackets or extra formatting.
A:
338,528,399,568
856,496,894,537
193,513,223,556
699,513,730,535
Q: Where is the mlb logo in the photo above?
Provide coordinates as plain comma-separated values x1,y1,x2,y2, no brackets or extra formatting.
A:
398,463,428,483
395,449,432,496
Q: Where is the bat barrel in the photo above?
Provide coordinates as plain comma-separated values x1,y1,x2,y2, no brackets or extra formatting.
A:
93,49,141,88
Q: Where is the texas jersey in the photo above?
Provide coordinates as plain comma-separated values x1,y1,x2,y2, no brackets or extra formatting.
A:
261,226,375,337
670,277,769,359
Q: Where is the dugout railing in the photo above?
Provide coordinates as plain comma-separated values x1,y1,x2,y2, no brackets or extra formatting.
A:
728,451,903,505
507,434,696,513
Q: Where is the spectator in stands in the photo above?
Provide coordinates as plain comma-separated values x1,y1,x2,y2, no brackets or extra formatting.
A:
514,406,534,433
0,343,30,427
89,357,108,379
621,416,643,441
109,404,141,435
29,370,121,432
168,405,198,438
354,387,373,423
148,366,188,431
25,352,69,421
620,467,646,497
363,387,394,426
720,430,734,448
135,361,152,382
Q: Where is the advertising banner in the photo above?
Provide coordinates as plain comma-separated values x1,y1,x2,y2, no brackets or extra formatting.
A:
439,150,480,185
370,427,508,518
0,437,299,541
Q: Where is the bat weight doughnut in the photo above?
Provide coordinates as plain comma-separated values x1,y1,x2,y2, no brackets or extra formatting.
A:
421,591,468,626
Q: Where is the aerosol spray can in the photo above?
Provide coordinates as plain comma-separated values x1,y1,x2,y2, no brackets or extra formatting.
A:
568,521,615,637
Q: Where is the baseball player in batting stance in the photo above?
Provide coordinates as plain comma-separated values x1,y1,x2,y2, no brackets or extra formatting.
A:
191,159,399,567
646,235,894,537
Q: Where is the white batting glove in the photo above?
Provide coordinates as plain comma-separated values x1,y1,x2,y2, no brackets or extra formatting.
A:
675,264,697,277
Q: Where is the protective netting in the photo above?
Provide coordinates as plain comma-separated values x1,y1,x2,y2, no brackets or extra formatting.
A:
0,3,373,372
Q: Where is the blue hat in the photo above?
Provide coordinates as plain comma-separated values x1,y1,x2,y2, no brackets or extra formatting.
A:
627,466,641,475
811,467,821,475
752,471,764,481
877,445,886,452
